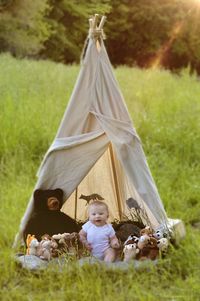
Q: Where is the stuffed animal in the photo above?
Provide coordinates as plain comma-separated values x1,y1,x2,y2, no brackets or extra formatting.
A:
157,237,169,254
23,188,80,242
26,234,39,255
36,234,57,261
123,243,139,262
124,235,139,246
26,233,59,260
140,226,153,236
115,223,141,243
137,234,150,250
137,236,159,261
153,225,170,240
37,239,52,260
153,229,164,240
52,232,79,255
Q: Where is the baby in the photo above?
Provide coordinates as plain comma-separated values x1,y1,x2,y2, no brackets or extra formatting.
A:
79,200,120,262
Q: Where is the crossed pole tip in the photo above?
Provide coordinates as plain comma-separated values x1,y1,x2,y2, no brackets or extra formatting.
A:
88,14,107,30
88,14,107,40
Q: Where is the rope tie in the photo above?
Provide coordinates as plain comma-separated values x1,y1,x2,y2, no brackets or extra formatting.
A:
88,28,106,40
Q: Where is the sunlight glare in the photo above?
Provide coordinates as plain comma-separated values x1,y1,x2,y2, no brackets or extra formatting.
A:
149,22,183,69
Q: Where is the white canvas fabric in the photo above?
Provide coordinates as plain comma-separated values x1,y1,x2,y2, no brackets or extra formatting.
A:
14,37,168,246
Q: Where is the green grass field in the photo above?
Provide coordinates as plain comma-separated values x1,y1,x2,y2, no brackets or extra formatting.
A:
0,53,200,301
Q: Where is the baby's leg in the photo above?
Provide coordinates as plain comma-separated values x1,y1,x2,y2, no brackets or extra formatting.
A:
104,248,116,263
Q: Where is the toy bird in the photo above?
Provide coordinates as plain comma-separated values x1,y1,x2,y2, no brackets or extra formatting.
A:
79,193,104,205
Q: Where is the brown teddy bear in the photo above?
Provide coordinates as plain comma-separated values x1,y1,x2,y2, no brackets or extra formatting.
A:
137,236,159,261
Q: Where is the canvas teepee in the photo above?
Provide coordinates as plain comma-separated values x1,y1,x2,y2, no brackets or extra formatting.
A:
14,15,179,246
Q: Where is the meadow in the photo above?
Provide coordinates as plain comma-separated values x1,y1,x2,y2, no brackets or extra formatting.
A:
0,53,200,301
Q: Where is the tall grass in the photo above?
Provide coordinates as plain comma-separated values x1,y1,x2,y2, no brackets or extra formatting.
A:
0,53,200,300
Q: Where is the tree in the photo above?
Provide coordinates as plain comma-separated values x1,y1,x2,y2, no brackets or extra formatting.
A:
161,0,200,73
105,0,200,73
42,0,111,63
1,0,200,73
105,0,182,66
0,0,51,56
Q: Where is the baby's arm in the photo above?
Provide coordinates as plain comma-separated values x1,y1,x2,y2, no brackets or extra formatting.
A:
110,235,120,249
79,229,92,251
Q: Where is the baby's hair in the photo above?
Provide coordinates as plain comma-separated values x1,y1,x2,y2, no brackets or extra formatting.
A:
88,200,109,213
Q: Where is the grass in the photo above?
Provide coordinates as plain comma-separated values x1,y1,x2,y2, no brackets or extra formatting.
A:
0,53,200,300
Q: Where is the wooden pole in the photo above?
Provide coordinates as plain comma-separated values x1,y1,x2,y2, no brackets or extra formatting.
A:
93,14,99,29
98,16,106,30
74,187,78,220
109,144,122,220
89,18,93,29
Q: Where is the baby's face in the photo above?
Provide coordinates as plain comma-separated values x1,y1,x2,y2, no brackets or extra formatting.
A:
89,205,108,226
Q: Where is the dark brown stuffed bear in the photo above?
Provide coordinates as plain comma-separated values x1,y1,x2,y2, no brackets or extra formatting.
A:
23,188,80,241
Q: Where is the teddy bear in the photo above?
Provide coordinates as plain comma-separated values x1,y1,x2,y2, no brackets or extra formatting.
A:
23,188,80,242
137,236,159,261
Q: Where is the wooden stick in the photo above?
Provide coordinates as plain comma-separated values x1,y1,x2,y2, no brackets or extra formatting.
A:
74,187,78,220
89,18,93,29
92,14,99,29
109,144,122,220
98,15,106,30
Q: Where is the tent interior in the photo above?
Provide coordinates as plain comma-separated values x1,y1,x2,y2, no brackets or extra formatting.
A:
61,143,159,229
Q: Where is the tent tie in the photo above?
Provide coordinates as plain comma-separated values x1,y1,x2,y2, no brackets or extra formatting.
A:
88,28,106,40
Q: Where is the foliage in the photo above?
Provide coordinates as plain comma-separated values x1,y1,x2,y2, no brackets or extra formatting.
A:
166,0,200,73
1,1,200,73
0,0,51,56
105,0,200,73
0,55,200,300
41,0,111,63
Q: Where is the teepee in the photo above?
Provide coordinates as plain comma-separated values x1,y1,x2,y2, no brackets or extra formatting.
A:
14,15,183,246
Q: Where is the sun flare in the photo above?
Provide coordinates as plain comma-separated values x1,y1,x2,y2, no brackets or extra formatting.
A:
149,21,183,69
